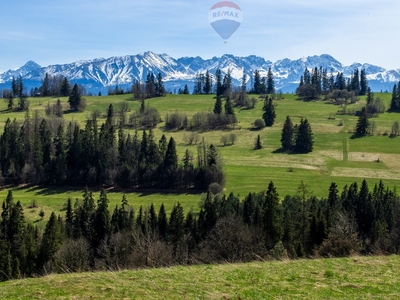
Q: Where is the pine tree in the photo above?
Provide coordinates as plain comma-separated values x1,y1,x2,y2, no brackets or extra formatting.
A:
168,202,185,246
262,181,283,248
38,212,63,268
92,189,110,247
60,77,71,97
223,69,232,97
203,70,212,94
359,69,368,96
224,97,235,119
389,83,400,112
241,70,247,93
354,106,369,137
254,134,262,150
266,67,275,94
183,84,190,95
262,97,276,126
253,70,262,94
163,137,178,170
68,84,83,111
157,203,168,240
281,115,294,151
295,118,313,153
215,68,223,96
213,96,222,115
155,73,165,96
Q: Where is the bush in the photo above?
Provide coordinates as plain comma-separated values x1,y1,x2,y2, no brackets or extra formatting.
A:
253,119,266,130
183,132,200,145
208,182,223,195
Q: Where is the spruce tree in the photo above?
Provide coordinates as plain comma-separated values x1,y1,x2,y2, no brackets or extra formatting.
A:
354,106,369,137
253,70,262,94
262,181,283,248
266,67,275,94
359,69,368,96
254,134,262,150
68,84,82,111
203,70,212,94
163,137,178,171
295,118,313,153
92,189,111,247
157,203,168,240
183,84,190,95
215,68,223,96
281,115,294,151
389,83,399,112
262,97,276,126
213,96,222,115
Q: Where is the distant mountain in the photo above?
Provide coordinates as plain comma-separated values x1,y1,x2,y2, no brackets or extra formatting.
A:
1,52,399,94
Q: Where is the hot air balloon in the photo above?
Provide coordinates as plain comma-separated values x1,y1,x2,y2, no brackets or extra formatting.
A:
209,1,243,43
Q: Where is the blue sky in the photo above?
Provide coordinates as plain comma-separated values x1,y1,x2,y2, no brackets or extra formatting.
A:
1,0,399,72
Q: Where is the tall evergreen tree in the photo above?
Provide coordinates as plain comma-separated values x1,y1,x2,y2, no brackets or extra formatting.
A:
266,67,275,94
262,97,276,126
215,68,223,96
389,83,400,112
359,69,368,96
263,181,283,248
60,77,71,97
295,118,313,153
203,70,212,94
354,106,369,137
254,134,262,150
253,70,262,94
213,96,222,115
68,84,83,111
92,189,111,247
281,115,294,151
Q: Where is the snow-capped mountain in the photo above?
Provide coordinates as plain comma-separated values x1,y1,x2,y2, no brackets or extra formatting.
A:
1,52,399,93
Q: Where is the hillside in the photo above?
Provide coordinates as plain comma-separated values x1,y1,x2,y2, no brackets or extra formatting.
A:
1,255,399,299
0,92,400,222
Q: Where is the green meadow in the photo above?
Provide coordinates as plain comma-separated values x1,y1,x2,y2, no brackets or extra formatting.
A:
1,255,399,299
1,92,400,221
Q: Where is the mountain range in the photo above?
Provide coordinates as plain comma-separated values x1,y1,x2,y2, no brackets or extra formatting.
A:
1,51,399,94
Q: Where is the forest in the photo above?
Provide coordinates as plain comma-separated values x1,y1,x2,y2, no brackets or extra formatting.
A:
1,179,399,281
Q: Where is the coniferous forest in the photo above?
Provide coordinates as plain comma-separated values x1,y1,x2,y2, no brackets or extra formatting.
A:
1,180,400,281
0,111,224,190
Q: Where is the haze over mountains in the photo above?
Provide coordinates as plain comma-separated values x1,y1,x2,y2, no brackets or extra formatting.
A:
1,52,399,94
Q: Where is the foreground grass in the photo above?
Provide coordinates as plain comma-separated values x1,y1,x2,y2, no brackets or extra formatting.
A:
1,255,399,299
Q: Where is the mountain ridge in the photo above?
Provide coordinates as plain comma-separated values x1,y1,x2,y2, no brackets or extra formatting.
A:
1,52,399,93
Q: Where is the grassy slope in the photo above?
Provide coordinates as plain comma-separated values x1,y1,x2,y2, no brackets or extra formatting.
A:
0,93,400,220
1,255,399,299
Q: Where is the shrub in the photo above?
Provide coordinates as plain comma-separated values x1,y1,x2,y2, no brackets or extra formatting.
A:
253,119,266,130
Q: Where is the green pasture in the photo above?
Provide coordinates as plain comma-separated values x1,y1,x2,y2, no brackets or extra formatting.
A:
1,92,400,220
1,255,399,299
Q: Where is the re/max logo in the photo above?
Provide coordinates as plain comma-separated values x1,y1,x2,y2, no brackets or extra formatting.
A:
213,11,239,18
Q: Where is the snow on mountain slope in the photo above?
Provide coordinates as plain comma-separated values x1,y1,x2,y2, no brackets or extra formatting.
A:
1,52,399,93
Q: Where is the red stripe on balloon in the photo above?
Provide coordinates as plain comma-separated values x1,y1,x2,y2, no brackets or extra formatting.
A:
210,1,241,11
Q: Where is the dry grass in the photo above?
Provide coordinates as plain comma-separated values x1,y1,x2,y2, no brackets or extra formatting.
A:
1,255,400,299
331,167,400,180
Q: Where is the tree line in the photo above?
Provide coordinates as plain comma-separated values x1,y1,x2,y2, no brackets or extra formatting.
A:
297,67,368,101
0,109,224,190
1,179,399,282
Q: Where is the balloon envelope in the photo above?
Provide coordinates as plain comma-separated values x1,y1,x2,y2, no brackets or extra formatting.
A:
209,1,243,41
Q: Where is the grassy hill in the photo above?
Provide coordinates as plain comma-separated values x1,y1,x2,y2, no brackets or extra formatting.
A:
0,93,400,221
1,255,399,299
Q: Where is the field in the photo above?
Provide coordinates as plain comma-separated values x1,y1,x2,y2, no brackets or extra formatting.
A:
1,255,399,299
1,92,400,220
